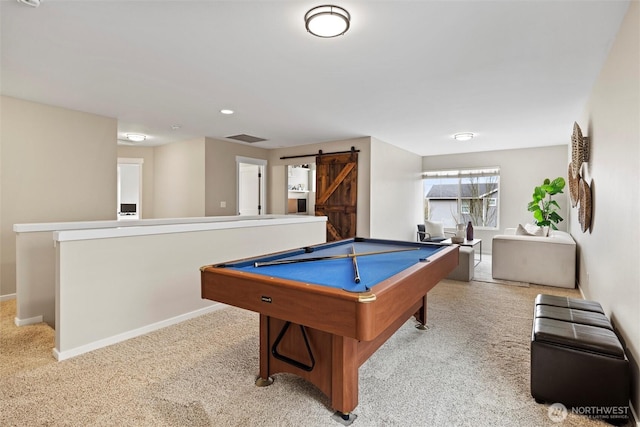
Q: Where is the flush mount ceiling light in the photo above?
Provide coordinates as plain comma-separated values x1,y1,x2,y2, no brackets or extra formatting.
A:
453,132,475,141
220,109,234,115
17,0,41,7
125,133,147,142
305,5,350,38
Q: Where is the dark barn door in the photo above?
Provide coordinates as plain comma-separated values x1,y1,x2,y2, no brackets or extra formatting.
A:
315,150,358,242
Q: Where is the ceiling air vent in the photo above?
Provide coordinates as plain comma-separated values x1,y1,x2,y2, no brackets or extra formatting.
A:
226,134,267,143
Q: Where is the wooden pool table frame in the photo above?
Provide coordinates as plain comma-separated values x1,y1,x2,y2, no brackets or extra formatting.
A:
200,238,458,417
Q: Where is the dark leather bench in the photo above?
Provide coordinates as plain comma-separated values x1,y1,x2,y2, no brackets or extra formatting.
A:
534,305,613,330
531,294,630,424
534,293,605,314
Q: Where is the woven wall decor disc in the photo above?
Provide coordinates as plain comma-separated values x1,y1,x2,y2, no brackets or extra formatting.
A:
578,178,592,233
568,163,580,208
571,122,588,179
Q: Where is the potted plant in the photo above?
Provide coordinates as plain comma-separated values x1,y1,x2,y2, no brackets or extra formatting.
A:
527,177,566,233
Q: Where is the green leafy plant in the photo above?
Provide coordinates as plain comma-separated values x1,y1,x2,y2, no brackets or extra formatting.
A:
527,177,566,230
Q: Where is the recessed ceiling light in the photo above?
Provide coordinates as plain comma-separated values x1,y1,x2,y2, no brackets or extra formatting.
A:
220,109,234,115
125,133,147,142
453,132,475,141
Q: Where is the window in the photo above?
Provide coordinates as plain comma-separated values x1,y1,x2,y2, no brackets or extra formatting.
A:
422,167,500,229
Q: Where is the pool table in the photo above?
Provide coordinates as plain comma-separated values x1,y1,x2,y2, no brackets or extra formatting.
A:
200,237,458,419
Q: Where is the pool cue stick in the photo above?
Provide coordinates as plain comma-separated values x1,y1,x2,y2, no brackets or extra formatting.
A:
253,247,420,267
351,244,361,283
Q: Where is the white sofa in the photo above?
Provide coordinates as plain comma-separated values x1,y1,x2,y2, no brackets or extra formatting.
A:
492,228,576,288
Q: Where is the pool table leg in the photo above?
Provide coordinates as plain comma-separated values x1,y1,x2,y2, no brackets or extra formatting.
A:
413,294,428,330
256,314,274,387
331,334,358,416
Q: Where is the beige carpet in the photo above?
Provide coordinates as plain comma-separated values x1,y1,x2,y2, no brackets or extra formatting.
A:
0,300,54,377
472,254,531,287
0,280,629,426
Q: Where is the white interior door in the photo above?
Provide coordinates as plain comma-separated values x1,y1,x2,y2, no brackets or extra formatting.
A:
239,163,260,215
237,156,267,216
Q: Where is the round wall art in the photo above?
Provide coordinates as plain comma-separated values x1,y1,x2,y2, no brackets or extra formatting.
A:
571,122,589,179
568,164,580,208
578,178,592,233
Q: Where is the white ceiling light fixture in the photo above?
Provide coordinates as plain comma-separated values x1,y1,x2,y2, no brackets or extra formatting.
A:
125,133,147,142
220,109,234,115
453,132,475,141
17,0,41,7
305,5,350,38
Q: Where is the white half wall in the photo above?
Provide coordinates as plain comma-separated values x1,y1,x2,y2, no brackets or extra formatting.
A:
53,216,327,360
15,215,317,328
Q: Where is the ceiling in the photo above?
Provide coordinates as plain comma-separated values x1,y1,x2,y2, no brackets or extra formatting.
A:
0,0,630,156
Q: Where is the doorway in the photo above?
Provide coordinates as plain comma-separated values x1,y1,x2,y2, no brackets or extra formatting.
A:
117,157,143,220
237,156,267,216
287,163,316,215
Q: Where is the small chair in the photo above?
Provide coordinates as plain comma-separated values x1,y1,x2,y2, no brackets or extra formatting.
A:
417,221,453,243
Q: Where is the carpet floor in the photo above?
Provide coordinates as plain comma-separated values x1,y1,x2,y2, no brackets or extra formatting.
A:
0,278,630,426
472,254,530,287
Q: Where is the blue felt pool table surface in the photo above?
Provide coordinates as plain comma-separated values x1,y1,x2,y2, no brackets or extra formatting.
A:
224,238,446,293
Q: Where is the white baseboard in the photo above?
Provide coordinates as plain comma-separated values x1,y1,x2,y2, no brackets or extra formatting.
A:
0,293,16,302
4,293,44,325
15,314,43,326
53,303,226,361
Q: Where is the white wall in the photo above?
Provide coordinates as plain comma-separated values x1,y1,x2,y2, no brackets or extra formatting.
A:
153,138,206,218
422,145,568,253
288,166,309,189
370,137,423,241
0,96,117,296
119,139,269,219
574,0,639,413
270,165,287,215
204,138,269,216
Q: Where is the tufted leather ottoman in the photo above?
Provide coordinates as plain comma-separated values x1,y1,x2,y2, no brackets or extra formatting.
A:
534,305,613,330
531,299,630,424
534,293,604,314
